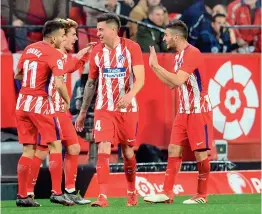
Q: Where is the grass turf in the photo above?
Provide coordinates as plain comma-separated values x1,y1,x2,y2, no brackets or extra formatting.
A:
1,194,261,214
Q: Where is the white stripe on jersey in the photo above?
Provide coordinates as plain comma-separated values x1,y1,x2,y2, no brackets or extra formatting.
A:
103,47,114,111
95,54,103,110
24,95,33,111
126,49,138,112
116,44,127,112
16,94,23,110
49,97,55,114
55,91,60,111
34,96,43,113
189,75,201,113
181,84,190,114
48,76,55,97
205,95,212,111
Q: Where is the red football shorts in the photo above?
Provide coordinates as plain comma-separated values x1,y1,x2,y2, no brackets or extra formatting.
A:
94,110,138,147
56,111,79,147
37,111,79,150
15,110,61,146
170,111,213,151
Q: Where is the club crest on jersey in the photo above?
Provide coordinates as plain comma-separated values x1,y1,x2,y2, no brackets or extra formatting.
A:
118,55,125,64
103,67,126,78
57,59,63,70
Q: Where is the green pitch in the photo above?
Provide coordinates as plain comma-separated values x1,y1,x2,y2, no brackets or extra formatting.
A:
1,194,261,214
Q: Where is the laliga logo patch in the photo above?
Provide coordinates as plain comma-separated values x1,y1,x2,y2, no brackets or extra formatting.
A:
136,176,156,197
57,59,63,70
208,61,259,140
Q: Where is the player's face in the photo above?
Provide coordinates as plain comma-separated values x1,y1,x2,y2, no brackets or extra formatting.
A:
53,28,66,49
147,0,161,7
62,27,78,51
97,21,116,44
163,28,176,50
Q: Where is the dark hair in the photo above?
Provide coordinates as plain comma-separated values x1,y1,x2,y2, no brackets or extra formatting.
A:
97,13,121,30
212,13,226,22
166,20,188,39
148,5,164,15
42,20,66,37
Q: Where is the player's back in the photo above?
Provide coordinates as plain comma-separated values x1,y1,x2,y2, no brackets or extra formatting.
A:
19,41,63,97
16,41,64,114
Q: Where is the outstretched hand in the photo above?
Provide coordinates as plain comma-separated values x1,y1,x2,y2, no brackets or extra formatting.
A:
149,46,159,68
76,42,97,60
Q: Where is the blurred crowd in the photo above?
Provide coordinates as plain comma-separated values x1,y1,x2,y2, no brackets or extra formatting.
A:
1,0,261,53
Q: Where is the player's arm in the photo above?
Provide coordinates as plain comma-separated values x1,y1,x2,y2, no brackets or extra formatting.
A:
65,43,96,73
80,78,98,112
75,50,99,132
129,65,145,97
14,68,23,80
49,54,70,109
149,46,192,87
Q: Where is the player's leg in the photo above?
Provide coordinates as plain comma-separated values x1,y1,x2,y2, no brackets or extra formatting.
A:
120,112,138,206
33,114,74,206
121,144,137,206
183,112,213,204
144,113,187,204
63,139,91,204
91,141,111,207
27,144,49,196
91,111,115,207
15,111,41,207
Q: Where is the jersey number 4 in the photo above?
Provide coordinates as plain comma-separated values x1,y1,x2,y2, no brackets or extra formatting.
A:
22,60,38,88
95,120,101,131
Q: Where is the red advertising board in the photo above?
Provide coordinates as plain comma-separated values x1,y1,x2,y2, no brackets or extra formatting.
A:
85,170,262,198
1,54,260,148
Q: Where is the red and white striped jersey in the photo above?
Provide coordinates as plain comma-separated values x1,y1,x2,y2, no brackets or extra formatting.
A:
16,41,64,114
89,38,144,112
174,45,212,114
48,53,89,112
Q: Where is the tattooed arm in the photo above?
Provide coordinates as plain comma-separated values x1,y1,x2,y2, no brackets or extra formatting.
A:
75,78,98,132
80,78,98,112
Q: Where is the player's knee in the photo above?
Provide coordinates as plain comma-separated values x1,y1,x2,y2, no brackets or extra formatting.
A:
194,150,208,161
168,144,183,157
66,144,80,155
48,140,62,153
22,145,35,158
98,141,111,154
121,144,134,160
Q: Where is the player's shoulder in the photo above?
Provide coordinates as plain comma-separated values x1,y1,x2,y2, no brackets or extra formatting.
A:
186,45,202,57
90,42,103,56
122,38,139,48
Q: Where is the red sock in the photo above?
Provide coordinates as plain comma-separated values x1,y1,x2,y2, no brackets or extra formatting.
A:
64,153,78,191
27,156,43,194
124,155,136,192
197,158,210,196
96,153,110,196
49,153,62,195
163,157,182,199
17,156,33,197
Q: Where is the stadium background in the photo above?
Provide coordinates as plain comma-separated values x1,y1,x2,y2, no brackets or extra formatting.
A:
0,0,261,209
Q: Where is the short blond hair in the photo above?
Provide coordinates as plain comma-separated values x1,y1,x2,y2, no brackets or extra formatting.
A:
53,18,78,34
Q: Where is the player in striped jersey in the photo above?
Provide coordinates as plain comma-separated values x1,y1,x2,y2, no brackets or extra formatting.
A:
75,13,145,207
26,19,95,205
144,20,213,204
14,20,74,207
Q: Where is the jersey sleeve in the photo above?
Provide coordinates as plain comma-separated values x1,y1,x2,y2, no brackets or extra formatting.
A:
130,42,144,66
47,50,65,76
179,49,200,74
88,51,99,79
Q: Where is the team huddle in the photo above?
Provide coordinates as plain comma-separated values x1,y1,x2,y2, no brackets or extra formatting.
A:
15,13,213,207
